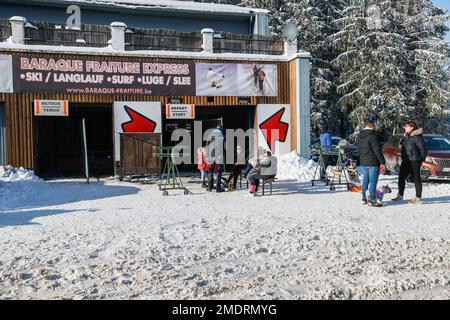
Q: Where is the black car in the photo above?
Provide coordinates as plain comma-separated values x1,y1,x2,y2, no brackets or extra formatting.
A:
310,136,358,162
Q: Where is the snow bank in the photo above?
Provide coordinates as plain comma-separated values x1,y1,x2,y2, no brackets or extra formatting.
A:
0,165,41,182
276,151,318,182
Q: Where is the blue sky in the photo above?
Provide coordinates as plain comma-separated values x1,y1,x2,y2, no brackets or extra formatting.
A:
433,0,450,41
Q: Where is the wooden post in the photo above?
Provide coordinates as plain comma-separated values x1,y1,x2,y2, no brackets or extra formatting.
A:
81,118,89,184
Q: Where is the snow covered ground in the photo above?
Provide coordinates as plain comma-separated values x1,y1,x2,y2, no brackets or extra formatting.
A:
0,170,449,299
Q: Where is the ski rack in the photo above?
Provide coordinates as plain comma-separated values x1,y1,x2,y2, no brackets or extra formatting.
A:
156,146,189,196
328,146,350,191
311,146,334,186
311,146,350,191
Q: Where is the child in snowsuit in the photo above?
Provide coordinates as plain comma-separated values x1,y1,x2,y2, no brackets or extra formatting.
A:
197,147,208,188
375,185,392,202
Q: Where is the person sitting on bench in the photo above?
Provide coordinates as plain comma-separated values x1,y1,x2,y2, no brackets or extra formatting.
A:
242,147,268,179
247,150,277,194
226,145,245,190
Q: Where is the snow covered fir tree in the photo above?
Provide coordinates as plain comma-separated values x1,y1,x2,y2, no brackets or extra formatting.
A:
200,0,450,139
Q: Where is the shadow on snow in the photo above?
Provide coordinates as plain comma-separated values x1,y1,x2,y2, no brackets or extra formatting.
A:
0,180,140,227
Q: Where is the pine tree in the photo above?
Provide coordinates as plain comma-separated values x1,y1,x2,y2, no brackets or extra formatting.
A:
209,0,347,136
282,1,341,137
199,0,450,137
329,0,449,137
328,0,412,139
403,0,450,134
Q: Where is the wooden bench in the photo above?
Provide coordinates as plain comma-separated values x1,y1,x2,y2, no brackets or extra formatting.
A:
240,174,276,195
261,177,276,196
239,173,248,189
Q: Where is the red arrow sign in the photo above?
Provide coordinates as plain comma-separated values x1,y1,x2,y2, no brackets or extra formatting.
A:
259,108,289,151
121,105,157,133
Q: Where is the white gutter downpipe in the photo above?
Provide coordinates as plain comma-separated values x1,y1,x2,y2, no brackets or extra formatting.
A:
295,52,312,158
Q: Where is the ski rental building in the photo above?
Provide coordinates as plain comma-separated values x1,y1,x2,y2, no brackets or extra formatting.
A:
0,0,311,177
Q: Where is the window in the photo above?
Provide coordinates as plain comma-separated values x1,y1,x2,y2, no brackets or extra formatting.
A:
0,104,6,165
424,136,450,150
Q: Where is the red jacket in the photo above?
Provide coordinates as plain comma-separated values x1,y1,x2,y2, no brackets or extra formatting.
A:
197,148,207,170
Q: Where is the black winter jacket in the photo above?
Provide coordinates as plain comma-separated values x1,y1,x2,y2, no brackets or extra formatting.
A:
356,129,386,167
400,128,427,162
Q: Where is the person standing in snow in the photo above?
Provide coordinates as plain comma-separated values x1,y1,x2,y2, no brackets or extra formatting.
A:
392,121,427,204
205,124,225,193
319,123,333,179
257,67,266,95
197,146,208,188
225,145,245,190
253,65,259,87
356,116,386,207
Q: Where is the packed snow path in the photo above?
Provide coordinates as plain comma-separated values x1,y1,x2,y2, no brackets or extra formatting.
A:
0,177,448,299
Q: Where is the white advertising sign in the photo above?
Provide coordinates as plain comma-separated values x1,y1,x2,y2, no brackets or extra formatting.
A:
0,55,13,93
238,64,278,97
113,101,162,161
195,63,278,96
257,104,291,156
166,104,195,119
34,100,69,116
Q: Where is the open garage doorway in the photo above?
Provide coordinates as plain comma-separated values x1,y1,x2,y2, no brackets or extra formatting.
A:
36,104,114,177
163,105,255,172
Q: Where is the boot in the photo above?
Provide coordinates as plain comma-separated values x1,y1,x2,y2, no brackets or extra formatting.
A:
368,199,383,207
409,197,421,204
391,194,403,201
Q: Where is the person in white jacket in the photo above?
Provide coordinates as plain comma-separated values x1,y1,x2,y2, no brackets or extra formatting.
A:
206,68,224,88
247,151,277,193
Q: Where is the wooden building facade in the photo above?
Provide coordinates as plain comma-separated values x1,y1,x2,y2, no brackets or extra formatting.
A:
0,48,310,176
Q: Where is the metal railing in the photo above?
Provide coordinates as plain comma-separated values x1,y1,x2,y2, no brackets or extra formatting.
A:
0,19,286,55
125,28,203,52
24,21,110,47
0,19,11,42
213,32,285,55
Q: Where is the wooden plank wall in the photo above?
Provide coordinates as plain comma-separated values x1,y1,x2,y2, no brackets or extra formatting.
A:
289,59,298,151
0,51,294,169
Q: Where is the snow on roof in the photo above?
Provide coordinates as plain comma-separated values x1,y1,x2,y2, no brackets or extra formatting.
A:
27,0,269,15
0,40,311,62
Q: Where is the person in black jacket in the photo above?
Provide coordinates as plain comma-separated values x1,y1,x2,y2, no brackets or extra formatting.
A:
356,117,386,207
392,121,427,204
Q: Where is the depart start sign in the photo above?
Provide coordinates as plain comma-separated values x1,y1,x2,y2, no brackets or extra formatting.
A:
166,104,195,119
34,100,69,116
